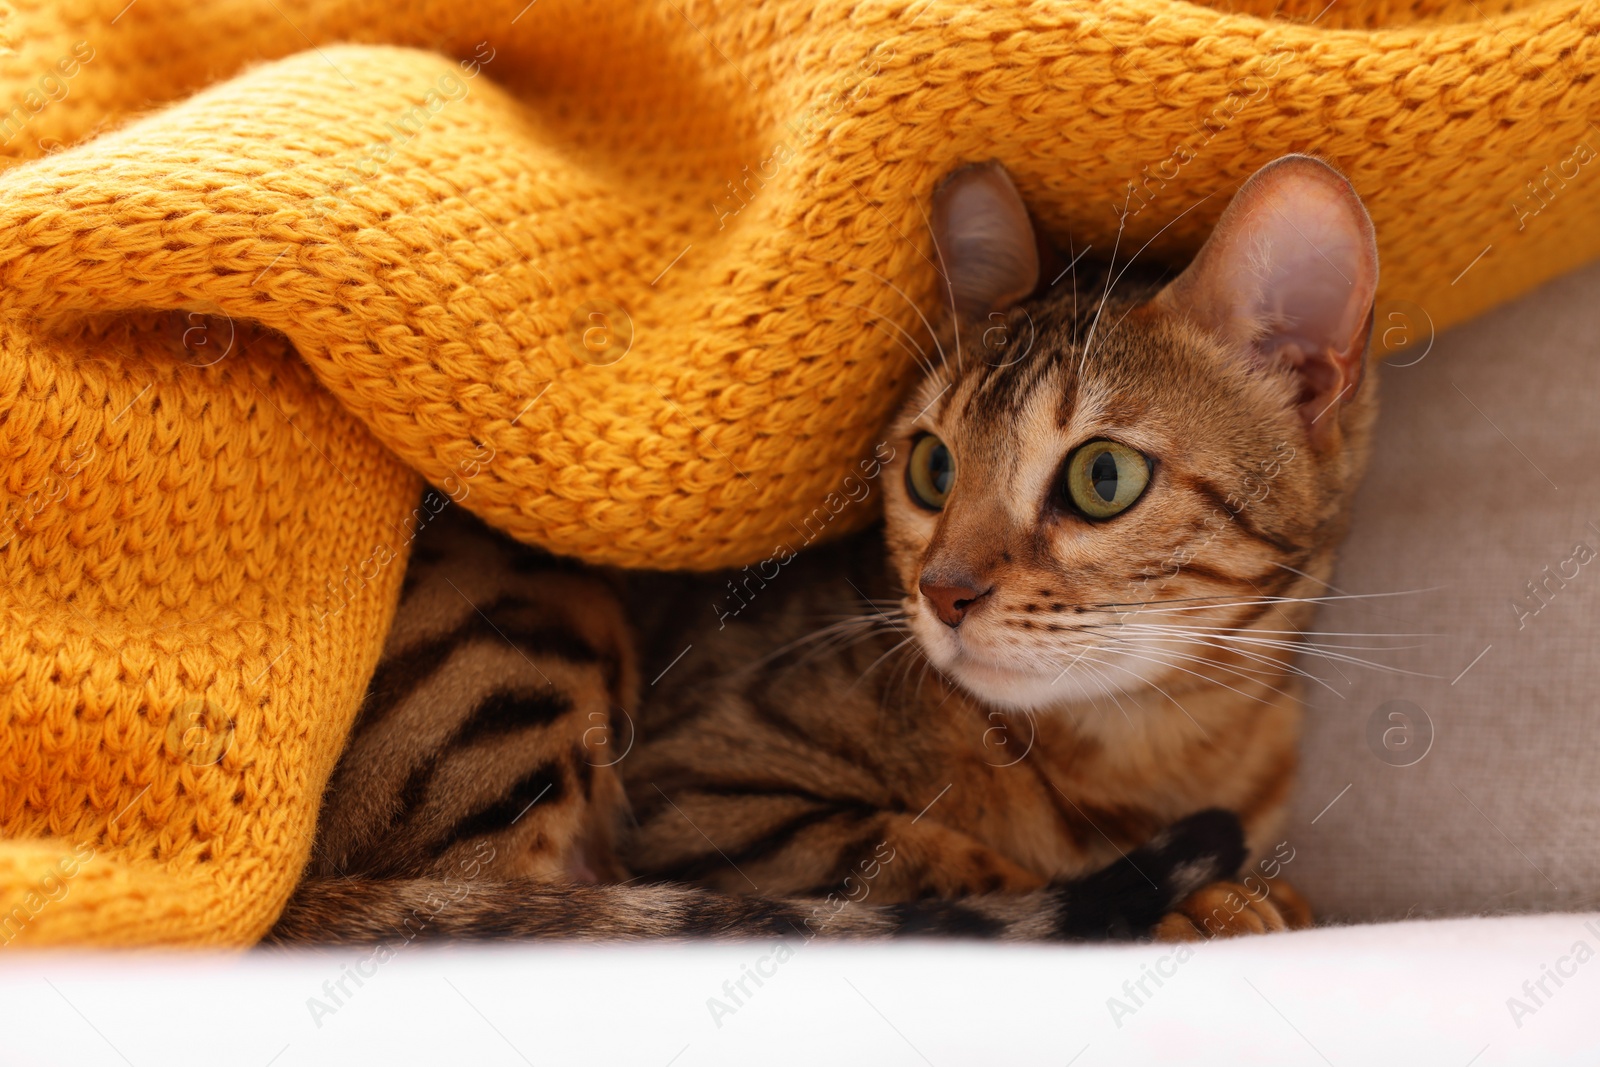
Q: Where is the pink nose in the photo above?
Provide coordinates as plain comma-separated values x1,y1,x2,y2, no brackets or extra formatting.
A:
919,577,993,628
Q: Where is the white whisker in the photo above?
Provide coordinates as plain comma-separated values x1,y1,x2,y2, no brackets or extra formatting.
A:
1093,190,1222,351
810,256,953,375
745,611,903,674
1109,621,1428,655
1079,188,1130,375
1080,588,1438,613
1104,623,1440,680
1087,643,1287,707
848,634,919,693
915,198,963,376
1063,617,1433,640
1105,630,1346,697
1068,650,1213,740
825,296,935,377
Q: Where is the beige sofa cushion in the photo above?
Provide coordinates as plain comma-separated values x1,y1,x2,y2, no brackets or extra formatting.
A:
1294,259,1600,922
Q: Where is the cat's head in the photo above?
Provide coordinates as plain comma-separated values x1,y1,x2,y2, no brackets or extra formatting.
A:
882,155,1379,714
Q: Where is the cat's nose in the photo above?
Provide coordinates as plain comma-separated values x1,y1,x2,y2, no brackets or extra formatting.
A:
919,576,993,628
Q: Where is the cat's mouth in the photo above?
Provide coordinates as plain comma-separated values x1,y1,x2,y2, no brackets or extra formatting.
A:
908,607,1151,712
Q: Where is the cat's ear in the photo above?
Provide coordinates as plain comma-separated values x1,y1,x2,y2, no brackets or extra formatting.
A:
1153,155,1378,440
932,162,1041,322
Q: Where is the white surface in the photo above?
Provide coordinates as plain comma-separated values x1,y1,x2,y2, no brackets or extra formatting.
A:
4,913,1599,1065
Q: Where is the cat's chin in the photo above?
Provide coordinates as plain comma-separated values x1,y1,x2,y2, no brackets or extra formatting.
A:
944,656,1119,712
910,616,1145,713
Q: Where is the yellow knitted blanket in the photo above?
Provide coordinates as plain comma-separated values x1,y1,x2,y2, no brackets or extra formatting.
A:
0,0,1594,948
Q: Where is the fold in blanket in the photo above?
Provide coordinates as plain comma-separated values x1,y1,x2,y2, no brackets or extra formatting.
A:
0,0,1595,946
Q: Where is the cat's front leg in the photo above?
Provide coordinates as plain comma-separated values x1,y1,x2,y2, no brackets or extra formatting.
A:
774,810,1205,943
1153,876,1313,941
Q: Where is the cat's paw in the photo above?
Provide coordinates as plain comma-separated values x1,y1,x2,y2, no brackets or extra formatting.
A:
1154,877,1313,941
1054,808,1248,940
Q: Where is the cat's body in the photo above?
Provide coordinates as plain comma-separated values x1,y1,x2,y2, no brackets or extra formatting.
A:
276,509,1249,943
272,155,1379,945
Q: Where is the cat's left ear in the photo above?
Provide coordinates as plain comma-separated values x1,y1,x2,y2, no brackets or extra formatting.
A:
1153,155,1378,442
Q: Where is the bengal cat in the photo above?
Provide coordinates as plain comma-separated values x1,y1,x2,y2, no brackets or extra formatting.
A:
271,154,1379,944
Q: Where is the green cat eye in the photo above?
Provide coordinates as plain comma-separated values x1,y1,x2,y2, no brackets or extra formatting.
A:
907,433,955,510
1062,440,1152,520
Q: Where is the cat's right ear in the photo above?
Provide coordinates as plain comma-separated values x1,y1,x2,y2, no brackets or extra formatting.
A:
932,162,1041,323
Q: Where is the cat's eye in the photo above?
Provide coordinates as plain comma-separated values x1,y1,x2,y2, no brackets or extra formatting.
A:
1060,440,1152,520
907,433,955,510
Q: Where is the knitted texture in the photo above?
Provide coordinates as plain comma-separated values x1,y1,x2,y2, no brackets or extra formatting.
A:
0,0,1596,947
